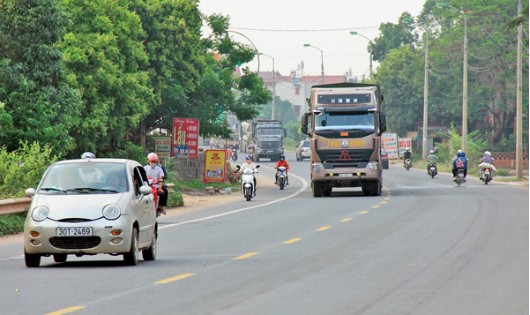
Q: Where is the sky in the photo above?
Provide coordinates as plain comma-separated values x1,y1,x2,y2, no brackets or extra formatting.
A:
199,0,426,79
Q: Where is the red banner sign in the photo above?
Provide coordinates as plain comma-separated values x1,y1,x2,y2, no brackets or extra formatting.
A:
172,118,199,159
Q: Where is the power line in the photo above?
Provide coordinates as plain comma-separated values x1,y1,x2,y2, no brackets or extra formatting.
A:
230,26,378,32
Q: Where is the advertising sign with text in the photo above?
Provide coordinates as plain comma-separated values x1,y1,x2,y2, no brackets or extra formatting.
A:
172,118,199,159
154,136,172,161
382,133,399,159
203,150,226,183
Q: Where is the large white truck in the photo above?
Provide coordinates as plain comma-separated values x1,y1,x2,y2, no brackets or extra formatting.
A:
301,83,387,197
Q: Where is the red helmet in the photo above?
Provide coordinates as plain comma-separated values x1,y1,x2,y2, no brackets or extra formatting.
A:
147,152,159,163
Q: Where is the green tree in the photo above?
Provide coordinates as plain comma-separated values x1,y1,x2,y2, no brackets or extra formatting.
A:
60,0,154,157
371,12,417,63
0,0,81,157
130,0,204,138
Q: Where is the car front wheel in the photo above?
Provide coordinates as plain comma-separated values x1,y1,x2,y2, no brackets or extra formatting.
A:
25,250,41,268
124,227,139,266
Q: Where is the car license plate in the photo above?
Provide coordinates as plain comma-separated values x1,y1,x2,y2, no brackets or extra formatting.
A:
56,227,93,236
339,173,353,177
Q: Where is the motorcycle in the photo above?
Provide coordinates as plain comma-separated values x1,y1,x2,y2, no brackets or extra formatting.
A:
454,168,466,186
428,163,438,179
480,167,493,185
276,166,287,190
148,177,165,217
231,148,238,161
404,158,412,171
238,165,260,201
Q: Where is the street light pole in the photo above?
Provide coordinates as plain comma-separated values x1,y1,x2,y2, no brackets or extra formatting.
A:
422,32,430,158
259,53,276,120
303,44,324,84
350,31,374,80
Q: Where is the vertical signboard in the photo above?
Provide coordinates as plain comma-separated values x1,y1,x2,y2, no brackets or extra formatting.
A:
154,136,172,162
382,133,399,159
203,150,226,183
172,118,199,159
398,137,412,157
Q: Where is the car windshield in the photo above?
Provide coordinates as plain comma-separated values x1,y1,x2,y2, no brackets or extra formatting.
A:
302,141,310,148
38,162,129,194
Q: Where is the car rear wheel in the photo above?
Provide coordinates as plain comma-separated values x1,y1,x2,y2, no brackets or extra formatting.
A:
124,227,139,266
25,251,41,268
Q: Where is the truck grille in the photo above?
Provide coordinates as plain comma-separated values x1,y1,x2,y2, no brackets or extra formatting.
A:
318,149,373,168
49,236,101,249
260,141,280,149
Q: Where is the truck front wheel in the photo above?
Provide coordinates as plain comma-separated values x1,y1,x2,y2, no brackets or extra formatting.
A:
312,182,323,197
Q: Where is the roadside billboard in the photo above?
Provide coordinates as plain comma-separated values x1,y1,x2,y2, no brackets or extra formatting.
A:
382,133,399,159
172,118,199,159
398,137,412,157
203,150,226,183
154,136,172,162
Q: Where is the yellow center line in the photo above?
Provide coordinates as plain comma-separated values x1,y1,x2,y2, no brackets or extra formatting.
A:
233,252,258,260
371,205,380,208
359,211,369,215
155,273,195,284
45,306,87,315
381,201,387,204
341,217,352,222
316,226,332,232
283,237,302,244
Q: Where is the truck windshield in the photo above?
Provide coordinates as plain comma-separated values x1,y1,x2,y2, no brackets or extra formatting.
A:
257,129,283,136
315,112,374,131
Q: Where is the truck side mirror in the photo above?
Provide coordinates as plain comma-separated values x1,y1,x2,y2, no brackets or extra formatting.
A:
378,112,387,135
301,113,309,135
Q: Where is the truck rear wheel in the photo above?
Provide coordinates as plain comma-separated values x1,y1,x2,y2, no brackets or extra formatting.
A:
312,182,323,197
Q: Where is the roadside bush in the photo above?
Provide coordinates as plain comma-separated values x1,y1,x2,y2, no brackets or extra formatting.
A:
0,141,58,198
0,213,26,237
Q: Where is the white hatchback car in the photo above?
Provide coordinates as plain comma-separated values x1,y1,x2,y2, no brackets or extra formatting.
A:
296,140,311,161
23,158,158,267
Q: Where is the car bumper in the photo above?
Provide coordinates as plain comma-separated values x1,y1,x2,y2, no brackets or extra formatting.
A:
24,216,134,255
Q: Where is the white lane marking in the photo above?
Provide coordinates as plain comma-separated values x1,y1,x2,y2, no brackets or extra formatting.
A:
160,170,309,230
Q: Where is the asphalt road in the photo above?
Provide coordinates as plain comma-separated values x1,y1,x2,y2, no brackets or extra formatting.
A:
0,153,528,315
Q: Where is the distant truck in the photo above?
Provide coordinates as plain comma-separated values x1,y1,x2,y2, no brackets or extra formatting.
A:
241,119,285,162
301,83,387,197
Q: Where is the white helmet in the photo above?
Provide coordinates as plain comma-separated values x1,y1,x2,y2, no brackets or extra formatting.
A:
485,151,491,157
81,152,96,159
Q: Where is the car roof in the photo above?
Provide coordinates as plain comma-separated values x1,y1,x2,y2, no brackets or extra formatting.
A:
53,158,142,167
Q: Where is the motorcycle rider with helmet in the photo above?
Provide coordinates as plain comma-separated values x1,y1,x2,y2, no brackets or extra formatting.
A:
452,150,468,179
144,152,168,215
426,149,438,174
403,148,412,168
479,151,496,179
274,154,290,185
239,155,258,197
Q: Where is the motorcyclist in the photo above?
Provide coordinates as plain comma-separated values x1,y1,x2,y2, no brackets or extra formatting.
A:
239,155,258,197
426,149,438,174
274,154,290,185
452,150,468,179
144,152,168,215
479,151,496,179
403,148,412,168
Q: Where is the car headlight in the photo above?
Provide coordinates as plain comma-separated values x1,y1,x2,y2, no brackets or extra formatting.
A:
31,206,49,222
102,204,121,220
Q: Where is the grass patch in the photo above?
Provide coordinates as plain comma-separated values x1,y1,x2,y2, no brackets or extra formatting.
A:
0,212,26,237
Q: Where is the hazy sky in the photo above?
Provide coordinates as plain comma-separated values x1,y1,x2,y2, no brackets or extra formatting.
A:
199,0,426,78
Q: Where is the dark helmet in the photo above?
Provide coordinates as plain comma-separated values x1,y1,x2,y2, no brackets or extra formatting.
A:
245,154,252,160
279,155,285,161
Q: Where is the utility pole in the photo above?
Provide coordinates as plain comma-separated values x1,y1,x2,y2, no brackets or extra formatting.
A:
462,13,468,153
422,32,430,158
516,0,523,178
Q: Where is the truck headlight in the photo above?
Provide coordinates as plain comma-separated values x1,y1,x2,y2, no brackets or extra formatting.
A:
367,162,379,172
312,163,322,173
